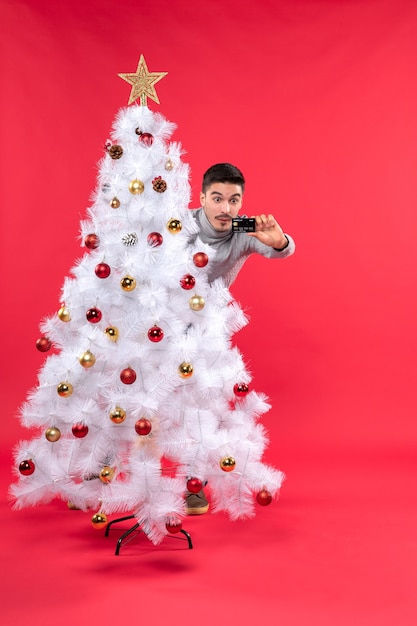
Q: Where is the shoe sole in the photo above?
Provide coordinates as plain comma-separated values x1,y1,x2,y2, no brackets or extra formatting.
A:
186,504,209,515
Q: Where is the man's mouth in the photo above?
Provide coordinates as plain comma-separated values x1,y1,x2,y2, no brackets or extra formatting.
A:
215,215,231,223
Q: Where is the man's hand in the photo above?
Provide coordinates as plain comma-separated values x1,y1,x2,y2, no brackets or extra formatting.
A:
248,214,288,249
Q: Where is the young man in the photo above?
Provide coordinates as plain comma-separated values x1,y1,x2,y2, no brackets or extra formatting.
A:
186,163,296,514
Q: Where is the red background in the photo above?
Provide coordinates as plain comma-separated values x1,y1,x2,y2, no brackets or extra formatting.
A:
1,1,416,624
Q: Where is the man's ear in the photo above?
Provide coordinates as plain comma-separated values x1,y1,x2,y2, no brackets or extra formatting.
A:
200,192,205,207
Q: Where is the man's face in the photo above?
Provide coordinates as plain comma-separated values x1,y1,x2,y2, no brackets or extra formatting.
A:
200,182,243,232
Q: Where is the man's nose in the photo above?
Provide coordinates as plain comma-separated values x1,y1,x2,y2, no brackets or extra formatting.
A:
223,201,231,213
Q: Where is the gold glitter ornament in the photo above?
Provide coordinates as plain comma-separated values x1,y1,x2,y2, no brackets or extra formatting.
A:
120,275,137,291
167,218,182,233
57,382,73,397
79,350,96,368
110,197,120,209
220,456,236,472
105,326,119,342
129,179,144,195
91,512,108,529
165,158,174,171
110,406,126,424
99,466,115,483
178,362,193,378
118,54,168,106
58,305,71,322
45,427,61,442
189,295,205,311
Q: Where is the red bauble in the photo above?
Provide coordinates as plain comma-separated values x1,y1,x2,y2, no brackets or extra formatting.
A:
180,274,196,290
120,367,137,385
147,326,164,342
84,233,100,249
234,383,249,396
256,489,273,506
135,418,152,435
147,232,163,247
19,459,35,476
166,519,182,534
72,423,89,438
86,307,102,323
193,252,208,268
138,132,154,147
36,336,52,352
186,477,203,494
95,263,111,279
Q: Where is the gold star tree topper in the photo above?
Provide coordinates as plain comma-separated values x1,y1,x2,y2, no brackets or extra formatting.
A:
118,55,168,106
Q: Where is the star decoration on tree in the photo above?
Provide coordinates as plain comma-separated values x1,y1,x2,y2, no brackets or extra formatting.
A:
118,55,168,106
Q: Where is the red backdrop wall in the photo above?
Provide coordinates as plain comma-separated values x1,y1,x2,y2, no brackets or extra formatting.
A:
1,1,416,624
2,0,416,449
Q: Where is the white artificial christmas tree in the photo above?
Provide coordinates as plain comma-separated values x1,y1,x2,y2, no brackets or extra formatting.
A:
11,56,284,546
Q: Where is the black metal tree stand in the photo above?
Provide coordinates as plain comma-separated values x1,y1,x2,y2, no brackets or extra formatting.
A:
105,515,193,555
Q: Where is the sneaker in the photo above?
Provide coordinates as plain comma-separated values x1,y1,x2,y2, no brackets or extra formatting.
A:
186,489,209,515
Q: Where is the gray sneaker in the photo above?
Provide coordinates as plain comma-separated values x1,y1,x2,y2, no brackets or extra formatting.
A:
186,489,209,515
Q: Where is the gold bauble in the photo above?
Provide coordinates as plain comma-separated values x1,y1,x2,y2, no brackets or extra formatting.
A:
99,466,115,483
110,197,121,208
110,406,126,424
167,218,182,233
57,382,73,397
128,179,145,195
91,512,108,529
121,275,137,291
178,362,193,378
189,295,205,311
105,326,119,342
45,427,61,442
79,350,96,368
165,158,174,171
220,456,236,472
58,305,71,322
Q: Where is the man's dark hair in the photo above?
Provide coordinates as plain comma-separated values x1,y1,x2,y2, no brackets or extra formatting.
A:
202,163,245,193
